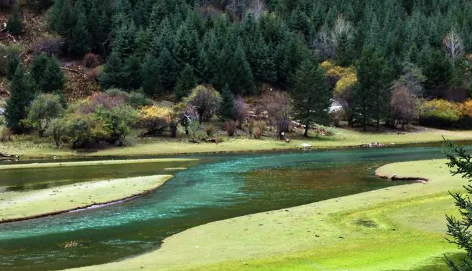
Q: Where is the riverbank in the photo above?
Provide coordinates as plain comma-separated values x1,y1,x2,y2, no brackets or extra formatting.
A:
0,158,196,170
65,159,463,271
2,127,472,159
0,175,172,223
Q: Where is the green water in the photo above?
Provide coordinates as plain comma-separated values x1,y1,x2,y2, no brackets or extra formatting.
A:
0,147,457,271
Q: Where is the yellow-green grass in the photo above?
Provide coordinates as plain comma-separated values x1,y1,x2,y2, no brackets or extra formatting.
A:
0,158,196,170
3,127,472,159
67,159,465,271
0,175,172,222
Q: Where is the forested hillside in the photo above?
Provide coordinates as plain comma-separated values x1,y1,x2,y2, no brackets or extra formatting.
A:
2,0,472,147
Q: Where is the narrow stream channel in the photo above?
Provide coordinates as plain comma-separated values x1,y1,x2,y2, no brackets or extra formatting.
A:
0,146,458,271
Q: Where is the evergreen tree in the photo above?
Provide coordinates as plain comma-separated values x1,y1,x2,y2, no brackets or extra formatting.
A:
174,64,197,101
99,52,123,89
30,54,65,93
141,53,161,96
292,60,331,137
69,1,91,56
350,47,392,131
6,54,19,81
6,5,23,35
122,55,141,90
173,21,199,67
155,47,179,92
443,141,472,271
218,84,236,121
5,64,35,132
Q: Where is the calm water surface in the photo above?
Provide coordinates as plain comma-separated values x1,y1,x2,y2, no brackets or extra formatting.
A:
0,146,459,271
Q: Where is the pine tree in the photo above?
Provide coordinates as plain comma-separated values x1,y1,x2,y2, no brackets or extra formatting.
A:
122,55,141,90
350,47,392,131
173,21,199,67
174,64,197,101
218,84,236,121
30,53,65,93
6,54,19,81
5,64,35,132
292,60,331,137
156,47,179,92
99,52,123,90
443,141,472,271
69,0,91,56
140,53,161,96
6,5,23,35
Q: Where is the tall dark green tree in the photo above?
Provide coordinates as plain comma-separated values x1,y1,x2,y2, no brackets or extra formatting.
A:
155,47,179,92
174,64,197,101
6,5,23,35
351,47,392,131
30,53,65,93
218,84,236,121
69,1,91,56
140,53,161,96
292,60,331,137
99,52,123,89
443,141,472,271
5,64,35,132
6,54,19,81
122,55,141,90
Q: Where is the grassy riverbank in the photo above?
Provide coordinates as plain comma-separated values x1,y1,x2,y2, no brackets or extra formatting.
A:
0,158,196,170
0,175,172,223
66,159,463,271
2,127,472,159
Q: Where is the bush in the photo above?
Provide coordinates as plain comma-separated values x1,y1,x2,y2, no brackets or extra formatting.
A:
185,85,221,123
86,66,103,81
0,126,12,142
225,120,237,137
420,99,464,127
0,115,5,125
127,91,152,108
0,43,22,76
32,36,64,56
26,94,64,136
253,127,263,139
83,53,100,68
205,125,214,137
137,106,172,135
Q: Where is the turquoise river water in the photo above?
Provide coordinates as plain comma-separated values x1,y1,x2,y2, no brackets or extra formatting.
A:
0,145,459,271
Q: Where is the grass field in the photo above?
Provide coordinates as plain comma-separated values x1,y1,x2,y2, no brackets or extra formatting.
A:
0,175,172,222
66,159,465,271
2,126,472,159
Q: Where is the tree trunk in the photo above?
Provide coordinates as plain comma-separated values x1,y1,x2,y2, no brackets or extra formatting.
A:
303,124,309,137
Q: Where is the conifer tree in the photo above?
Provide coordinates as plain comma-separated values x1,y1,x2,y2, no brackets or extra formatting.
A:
99,52,123,90
5,64,35,132
140,53,161,96
122,55,141,90
156,47,179,92
6,54,19,81
173,22,199,67
218,84,236,121
174,64,197,101
30,54,65,93
7,5,23,35
292,60,331,137
69,1,91,56
350,47,392,131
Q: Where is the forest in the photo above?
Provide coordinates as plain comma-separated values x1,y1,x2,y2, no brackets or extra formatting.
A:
2,0,472,147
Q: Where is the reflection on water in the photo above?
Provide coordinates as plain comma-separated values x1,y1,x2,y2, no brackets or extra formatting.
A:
0,146,459,271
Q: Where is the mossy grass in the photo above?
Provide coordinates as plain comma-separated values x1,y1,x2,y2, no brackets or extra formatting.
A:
0,175,172,222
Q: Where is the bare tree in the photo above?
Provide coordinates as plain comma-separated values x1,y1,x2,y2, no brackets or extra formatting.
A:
331,15,354,46
234,95,248,128
390,86,419,129
443,29,464,65
247,0,265,20
313,26,335,60
261,91,292,139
